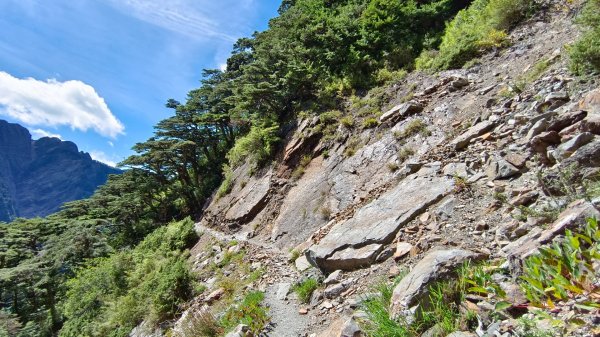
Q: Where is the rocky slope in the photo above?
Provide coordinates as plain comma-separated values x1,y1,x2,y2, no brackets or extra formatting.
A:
134,3,599,337
0,120,121,222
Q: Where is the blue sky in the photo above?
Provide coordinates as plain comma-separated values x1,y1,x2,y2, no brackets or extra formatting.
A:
0,0,281,166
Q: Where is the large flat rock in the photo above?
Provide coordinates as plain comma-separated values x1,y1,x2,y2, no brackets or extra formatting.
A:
306,173,453,272
224,171,272,223
389,249,482,320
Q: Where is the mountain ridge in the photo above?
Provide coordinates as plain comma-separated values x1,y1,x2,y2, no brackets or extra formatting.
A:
0,119,121,222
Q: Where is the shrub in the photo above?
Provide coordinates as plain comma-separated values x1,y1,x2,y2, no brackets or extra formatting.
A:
362,117,379,129
340,116,355,128
227,124,280,169
220,291,269,335
569,0,600,74
180,309,223,337
394,119,430,141
417,0,537,70
217,165,234,198
520,218,600,309
61,219,198,337
397,147,414,162
291,154,313,180
375,68,408,85
292,278,319,303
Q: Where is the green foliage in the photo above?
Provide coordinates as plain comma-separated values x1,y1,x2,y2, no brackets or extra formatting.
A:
516,317,556,337
292,154,313,180
520,218,600,308
459,262,505,298
393,119,430,142
59,218,198,337
340,116,355,129
292,278,319,304
217,165,234,198
569,0,600,74
226,124,280,170
418,0,537,70
362,118,379,129
359,273,463,337
220,291,269,334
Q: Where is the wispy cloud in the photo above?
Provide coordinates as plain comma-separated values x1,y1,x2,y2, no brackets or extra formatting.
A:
29,128,62,140
0,71,125,138
89,150,118,167
106,0,239,41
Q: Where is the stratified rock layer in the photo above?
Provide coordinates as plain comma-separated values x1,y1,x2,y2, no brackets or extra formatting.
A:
306,172,453,272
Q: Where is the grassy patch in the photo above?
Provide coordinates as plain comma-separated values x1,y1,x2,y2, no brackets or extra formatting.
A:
292,278,319,303
362,117,379,129
397,147,415,162
291,154,313,180
569,0,600,74
220,291,270,335
393,119,430,142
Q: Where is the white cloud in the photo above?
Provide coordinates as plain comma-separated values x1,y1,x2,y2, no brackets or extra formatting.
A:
107,0,237,41
89,150,117,167
29,128,62,140
219,63,227,72
0,71,125,138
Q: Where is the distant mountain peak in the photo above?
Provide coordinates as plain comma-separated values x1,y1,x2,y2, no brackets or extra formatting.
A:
0,119,121,222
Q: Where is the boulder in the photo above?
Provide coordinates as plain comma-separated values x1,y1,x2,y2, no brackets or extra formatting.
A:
295,255,312,272
317,317,362,337
276,282,291,300
442,162,469,178
307,173,453,272
525,119,549,142
529,131,561,164
580,113,600,135
379,101,424,123
561,140,600,169
553,132,594,160
579,87,600,113
323,270,342,285
451,120,497,150
486,158,520,180
505,200,600,275
390,249,483,320
547,110,587,132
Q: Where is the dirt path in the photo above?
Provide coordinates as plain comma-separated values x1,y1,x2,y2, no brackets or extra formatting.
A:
195,223,313,337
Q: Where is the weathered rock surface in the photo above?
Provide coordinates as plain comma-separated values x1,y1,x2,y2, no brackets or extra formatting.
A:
451,120,497,150
553,132,594,160
580,113,600,135
224,171,272,223
307,172,453,272
379,101,423,123
390,249,483,320
316,317,362,337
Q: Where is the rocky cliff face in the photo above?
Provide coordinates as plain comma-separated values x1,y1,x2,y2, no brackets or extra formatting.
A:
0,120,121,222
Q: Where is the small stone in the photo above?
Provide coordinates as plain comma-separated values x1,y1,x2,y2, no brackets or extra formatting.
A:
324,270,342,285
299,308,309,315
321,301,334,309
394,242,413,260
205,288,225,303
